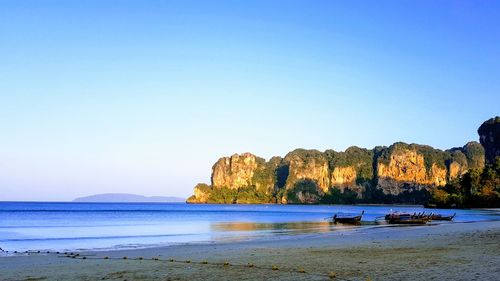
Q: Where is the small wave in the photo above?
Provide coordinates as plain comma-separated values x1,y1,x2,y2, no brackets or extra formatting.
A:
0,233,202,242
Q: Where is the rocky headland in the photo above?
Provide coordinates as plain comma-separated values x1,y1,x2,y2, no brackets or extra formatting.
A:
188,117,500,206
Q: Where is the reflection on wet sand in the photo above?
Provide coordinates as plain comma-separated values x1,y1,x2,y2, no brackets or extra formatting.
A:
211,221,361,236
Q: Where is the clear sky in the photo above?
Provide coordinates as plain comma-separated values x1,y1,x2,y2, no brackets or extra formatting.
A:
0,0,499,201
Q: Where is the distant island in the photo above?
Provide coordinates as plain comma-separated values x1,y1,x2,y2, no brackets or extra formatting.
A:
74,193,185,203
188,117,500,208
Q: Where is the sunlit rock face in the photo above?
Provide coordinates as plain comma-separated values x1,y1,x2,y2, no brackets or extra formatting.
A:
428,164,448,186
376,148,428,195
283,149,330,193
188,118,494,204
448,161,467,180
189,144,478,203
325,146,374,196
330,166,357,191
375,144,449,195
446,142,484,181
186,183,211,203
210,153,278,194
446,149,468,180
211,153,259,189
478,116,500,165
187,153,280,203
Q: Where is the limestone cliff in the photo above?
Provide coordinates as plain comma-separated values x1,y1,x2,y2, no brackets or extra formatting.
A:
208,153,279,194
446,142,485,180
211,153,259,189
330,166,357,191
375,143,448,195
478,116,500,164
188,118,494,205
186,183,212,203
189,142,483,204
187,153,279,204
283,149,330,192
462,141,486,170
252,156,282,194
325,147,374,195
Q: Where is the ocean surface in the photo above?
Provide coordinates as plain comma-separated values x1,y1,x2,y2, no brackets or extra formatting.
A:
0,202,498,252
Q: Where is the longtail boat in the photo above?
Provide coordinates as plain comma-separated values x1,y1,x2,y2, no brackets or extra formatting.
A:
384,211,430,225
429,213,456,221
332,210,364,224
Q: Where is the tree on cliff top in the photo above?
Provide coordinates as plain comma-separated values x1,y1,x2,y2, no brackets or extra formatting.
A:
325,146,374,182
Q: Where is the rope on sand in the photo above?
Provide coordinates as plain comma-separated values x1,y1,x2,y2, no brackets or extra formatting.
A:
58,253,365,280
14,250,373,280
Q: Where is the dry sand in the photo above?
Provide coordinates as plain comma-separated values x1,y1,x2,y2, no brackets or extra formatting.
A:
1,221,499,281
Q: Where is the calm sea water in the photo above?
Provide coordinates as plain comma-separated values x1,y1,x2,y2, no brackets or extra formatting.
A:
0,202,498,252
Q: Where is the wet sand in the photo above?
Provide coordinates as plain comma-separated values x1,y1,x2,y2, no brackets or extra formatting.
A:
1,221,499,281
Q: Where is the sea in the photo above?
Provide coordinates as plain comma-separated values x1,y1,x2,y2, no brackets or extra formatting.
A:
0,202,498,252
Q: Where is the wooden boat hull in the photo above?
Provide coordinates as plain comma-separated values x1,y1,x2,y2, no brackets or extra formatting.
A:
430,213,456,221
387,218,428,224
332,211,364,224
333,216,362,224
385,212,430,224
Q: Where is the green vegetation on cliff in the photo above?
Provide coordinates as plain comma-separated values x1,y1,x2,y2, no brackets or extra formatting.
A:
251,156,280,194
377,142,448,171
462,142,486,169
326,146,374,182
447,149,468,168
188,117,499,208
283,149,328,190
321,187,359,204
427,118,498,208
285,179,322,204
187,185,274,204
430,157,500,208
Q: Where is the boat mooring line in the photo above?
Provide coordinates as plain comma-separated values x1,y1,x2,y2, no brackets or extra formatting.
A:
56,253,359,280
9,250,372,280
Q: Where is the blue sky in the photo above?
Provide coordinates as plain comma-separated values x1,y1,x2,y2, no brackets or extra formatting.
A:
0,1,499,201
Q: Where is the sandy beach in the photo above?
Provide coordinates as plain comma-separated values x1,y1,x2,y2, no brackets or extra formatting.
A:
1,220,499,281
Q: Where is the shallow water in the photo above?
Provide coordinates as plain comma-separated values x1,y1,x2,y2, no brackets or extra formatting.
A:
0,202,498,252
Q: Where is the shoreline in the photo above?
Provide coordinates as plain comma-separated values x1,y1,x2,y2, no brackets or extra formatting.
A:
1,218,489,255
1,220,499,280
1,208,498,254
